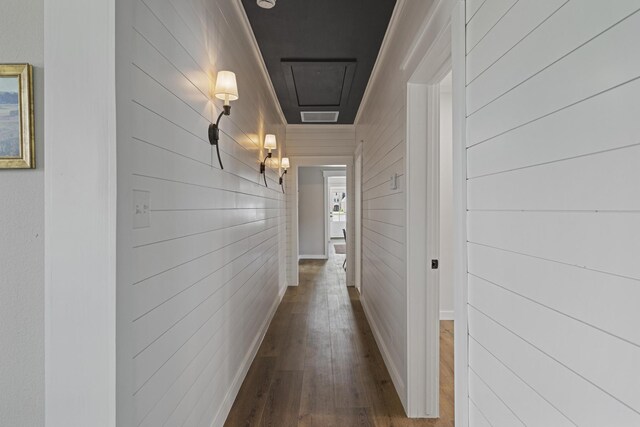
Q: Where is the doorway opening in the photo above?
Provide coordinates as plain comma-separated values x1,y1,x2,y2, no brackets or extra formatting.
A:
405,5,467,421
296,164,350,287
327,173,348,271
288,156,355,288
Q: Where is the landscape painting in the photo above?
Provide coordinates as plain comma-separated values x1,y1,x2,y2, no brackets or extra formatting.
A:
0,64,34,169
0,76,21,158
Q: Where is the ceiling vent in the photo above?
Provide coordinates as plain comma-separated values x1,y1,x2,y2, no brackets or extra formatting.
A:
257,0,276,9
301,111,339,123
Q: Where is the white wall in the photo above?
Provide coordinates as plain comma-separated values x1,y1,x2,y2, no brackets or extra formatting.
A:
298,167,328,257
0,1,44,425
465,1,640,425
114,1,287,426
355,0,438,406
286,124,356,157
45,0,117,424
439,73,454,320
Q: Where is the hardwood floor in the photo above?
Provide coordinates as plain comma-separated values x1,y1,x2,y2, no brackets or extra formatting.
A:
225,244,454,426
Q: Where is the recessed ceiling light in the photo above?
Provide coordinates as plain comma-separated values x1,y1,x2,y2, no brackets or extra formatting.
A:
257,0,276,9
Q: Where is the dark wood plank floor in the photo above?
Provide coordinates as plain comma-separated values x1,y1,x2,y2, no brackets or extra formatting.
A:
225,243,454,427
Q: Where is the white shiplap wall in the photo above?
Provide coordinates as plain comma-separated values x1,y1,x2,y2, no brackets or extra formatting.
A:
355,0,437,407
116,0,287,426
465,1,640,425
286,125,356,157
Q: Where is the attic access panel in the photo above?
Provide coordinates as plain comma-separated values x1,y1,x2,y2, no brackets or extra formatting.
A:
282,59,356,111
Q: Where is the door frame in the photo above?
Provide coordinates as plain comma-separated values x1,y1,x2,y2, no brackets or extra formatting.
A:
354,142,363,292
324,170,348,256
405,1,468,422
288,156,355,287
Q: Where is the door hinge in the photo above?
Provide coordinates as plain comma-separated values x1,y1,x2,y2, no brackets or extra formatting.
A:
431,259,439,269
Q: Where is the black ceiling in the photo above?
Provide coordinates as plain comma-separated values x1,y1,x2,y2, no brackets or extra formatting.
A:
241,0,397,124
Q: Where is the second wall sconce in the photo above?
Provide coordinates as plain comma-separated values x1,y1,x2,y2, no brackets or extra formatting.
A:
260,134,277,187
279,157,289,193
208,70,239,170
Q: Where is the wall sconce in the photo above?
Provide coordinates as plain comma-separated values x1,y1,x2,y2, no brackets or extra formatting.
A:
208,71,239,170
260,134,277,187
279,157,289,193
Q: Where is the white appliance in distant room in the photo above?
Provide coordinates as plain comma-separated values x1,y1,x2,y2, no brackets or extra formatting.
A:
329,187,346,239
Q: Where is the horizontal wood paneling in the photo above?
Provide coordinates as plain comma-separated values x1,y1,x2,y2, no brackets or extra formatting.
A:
117,0,287,425
467,76,640,178
468,243,640,347
468,308,640,426
363,235,405,281
468,211,640,280
468,144,640,211
285,125,356,157
469,275,640,411
467,1,640,117
468,9,640,145
466,0,568,83
356,0,438,408
469,339,574,426
466,0,517,53
469,368,525,427
469,400,492,427
466,0,486,24
466,0,640,425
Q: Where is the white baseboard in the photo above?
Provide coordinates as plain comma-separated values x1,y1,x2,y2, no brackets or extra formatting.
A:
360,295,407,410
210,284,287,427
440,310,454,320
298,254,328,260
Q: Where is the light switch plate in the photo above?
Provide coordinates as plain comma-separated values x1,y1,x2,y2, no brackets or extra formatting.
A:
390,173,398,190
133,190,150,229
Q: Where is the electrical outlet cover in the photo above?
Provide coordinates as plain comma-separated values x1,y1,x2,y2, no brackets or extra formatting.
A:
390,173,398,190
133,190,150,229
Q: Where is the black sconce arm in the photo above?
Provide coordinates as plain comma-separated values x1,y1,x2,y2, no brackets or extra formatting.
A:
260,152,272,187
208,105,231,170
279,169,287,193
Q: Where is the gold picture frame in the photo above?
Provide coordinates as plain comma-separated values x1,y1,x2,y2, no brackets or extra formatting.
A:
0,64,35,169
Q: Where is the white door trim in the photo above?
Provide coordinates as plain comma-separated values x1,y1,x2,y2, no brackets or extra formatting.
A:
354,142,363,292
451,4,469,425
405,0,468,422
406,81,434,417
324,173,329,259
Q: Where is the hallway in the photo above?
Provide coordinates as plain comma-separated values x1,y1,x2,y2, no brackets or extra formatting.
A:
225,244,454,426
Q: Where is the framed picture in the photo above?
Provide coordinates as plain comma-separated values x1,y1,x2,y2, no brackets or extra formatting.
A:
0,64,35,169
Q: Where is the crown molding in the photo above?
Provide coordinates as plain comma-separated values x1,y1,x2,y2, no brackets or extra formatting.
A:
400,0,450,71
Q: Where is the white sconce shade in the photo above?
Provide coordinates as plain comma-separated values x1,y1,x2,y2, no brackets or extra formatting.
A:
280,157,290,170
264,134,277,151
214,71,239,105
260,134,277,187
